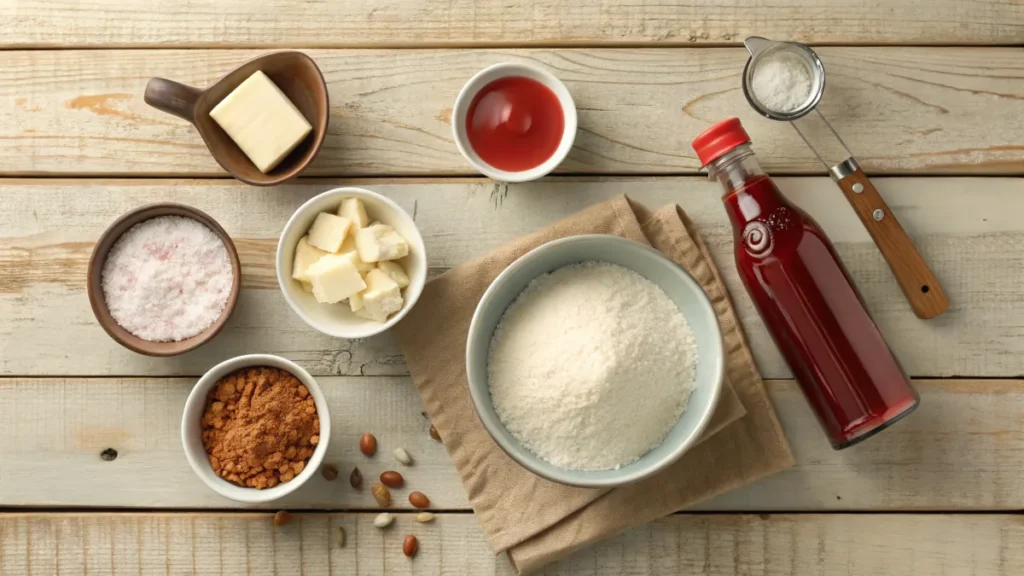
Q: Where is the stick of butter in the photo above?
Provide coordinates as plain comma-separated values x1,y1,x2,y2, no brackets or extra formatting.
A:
209,70,313,173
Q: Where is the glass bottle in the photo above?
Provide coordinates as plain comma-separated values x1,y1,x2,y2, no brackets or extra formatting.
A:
692,118,918,449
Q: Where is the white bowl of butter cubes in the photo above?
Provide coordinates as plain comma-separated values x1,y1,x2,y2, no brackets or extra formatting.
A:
277,187,427,338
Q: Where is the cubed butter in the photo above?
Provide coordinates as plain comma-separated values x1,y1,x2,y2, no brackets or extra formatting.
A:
306,253,367,304
355,224,409,263
338,234,376,273
307,212,352,253
208,70,313,173
292,236,329,282
300,281,313,293
338,198,370,229
376,260,410,289
358,268,404,322
349,290,365,312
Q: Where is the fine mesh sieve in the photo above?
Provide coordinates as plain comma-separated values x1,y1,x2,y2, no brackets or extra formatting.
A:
742,37,826,122
741,36,851,174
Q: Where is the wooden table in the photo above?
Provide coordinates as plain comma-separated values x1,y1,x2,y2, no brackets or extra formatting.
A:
2,1,1023,574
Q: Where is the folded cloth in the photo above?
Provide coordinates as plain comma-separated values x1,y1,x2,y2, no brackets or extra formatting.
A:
394,195,794,574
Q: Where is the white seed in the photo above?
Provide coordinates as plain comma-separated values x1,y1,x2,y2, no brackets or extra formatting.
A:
393,447,413,465
373,512,394,528
414,512,435,523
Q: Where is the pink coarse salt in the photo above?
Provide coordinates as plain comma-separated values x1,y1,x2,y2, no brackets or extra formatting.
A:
100,215,233,342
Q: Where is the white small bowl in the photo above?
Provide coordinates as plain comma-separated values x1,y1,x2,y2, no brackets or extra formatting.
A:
181,354,331,503
452,62,578,182
466,235,725,487
276,187,427,339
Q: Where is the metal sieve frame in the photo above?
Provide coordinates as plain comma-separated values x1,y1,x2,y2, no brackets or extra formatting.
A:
742,37,827,122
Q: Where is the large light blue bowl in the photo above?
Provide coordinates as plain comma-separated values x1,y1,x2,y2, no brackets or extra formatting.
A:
466,235,726,487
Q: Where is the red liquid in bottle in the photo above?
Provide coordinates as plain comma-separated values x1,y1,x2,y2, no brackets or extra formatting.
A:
466,76,564,172
693,119,918,449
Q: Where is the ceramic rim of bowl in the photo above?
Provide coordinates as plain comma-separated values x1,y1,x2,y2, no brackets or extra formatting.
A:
452,62,578,182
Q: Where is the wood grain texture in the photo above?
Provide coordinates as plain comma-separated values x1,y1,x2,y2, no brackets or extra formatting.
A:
1,177,1020,379
1,378,1022,511
2,1,1021,47
1,513,1022,575
2,48,1023,176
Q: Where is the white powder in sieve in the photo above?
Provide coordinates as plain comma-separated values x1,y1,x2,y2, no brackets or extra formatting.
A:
487,261,697,471
101,215,233,342
751,51,814,114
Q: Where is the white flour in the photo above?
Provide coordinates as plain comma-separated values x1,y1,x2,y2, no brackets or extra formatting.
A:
487,261,697,471
101,216,233,342
751,51,813,114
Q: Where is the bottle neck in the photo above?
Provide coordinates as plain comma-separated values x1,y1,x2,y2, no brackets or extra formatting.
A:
706,144,764,194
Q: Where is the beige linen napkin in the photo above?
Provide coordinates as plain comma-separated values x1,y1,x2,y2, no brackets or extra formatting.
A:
394,195,794,573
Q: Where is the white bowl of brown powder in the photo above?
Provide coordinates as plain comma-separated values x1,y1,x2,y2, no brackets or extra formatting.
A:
182,354,331,503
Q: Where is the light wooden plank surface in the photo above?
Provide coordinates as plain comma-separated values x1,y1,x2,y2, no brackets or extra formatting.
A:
2,48,1023,177
2,1,1022,48
1,177,1019,379
2,377,1021,511
1,512,1021,575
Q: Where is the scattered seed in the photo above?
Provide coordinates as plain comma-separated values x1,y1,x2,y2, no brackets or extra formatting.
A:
273,511,292,527
408,491,430,509
337,526,346,547
100,448,118,461
380,470,404,488
359,433,377,456
393,447,413,465
414,512,435,523
321,464,339,481
350,467,363,490
373,512,394,528
429,425,441,442
403,535,418,558
371,483,391,507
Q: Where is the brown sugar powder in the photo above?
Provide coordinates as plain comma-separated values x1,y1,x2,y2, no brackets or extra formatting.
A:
201,366,320,489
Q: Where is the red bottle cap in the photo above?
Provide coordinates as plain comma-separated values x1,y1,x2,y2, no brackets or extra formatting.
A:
691,118,751,167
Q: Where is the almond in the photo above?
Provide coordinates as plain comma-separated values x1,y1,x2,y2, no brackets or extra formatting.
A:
393,447,412,465
403,535,418,558
380,470,404,488
414,512,435,523
359,433,377,456
408,491,430,509
321,464,338,481
350,467,363,489
371,483,391,507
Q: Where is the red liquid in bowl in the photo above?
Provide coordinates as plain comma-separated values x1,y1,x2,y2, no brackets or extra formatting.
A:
466,76,564,172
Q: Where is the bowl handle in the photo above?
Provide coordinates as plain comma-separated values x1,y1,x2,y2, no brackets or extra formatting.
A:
144,77,201,123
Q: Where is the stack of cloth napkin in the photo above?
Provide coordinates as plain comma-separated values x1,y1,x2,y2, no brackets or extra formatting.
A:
394,195,794,573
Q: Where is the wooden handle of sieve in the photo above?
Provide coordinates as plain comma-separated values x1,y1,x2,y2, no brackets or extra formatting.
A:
835,166,949,319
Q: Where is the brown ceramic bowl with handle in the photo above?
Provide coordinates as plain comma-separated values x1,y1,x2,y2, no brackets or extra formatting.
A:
144,51,329,186
86,203,242,357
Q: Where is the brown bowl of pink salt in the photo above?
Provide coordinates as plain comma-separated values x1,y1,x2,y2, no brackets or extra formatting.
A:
87,203,241,356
